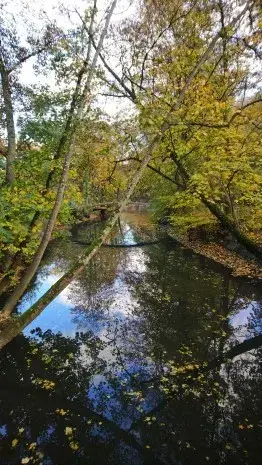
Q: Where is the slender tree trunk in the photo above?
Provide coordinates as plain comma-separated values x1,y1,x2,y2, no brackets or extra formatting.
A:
1,0,117,317
0,63,16,184
0,60,17,277
226,187,240,229
1,139,75,317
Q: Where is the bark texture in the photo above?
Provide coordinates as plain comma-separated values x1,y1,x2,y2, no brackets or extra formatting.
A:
0,63,16,184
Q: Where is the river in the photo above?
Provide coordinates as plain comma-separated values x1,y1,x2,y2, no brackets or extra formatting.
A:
0,213,262,465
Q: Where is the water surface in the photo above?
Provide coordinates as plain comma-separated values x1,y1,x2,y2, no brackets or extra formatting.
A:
0,213,262,465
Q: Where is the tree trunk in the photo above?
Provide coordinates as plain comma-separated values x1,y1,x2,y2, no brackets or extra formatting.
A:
169,151,262,259
199,195,262,259
193,183,260,259
1,139,75,317
0,64,16,184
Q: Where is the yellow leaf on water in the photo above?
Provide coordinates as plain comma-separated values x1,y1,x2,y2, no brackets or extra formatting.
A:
69,441,79,451
29,443,36,450
65,427,73,436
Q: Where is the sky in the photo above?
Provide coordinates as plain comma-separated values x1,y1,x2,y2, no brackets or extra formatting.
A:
4,0,260,120
2,0,136,120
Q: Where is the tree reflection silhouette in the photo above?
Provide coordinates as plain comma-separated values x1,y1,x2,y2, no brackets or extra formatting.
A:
1,219,262,464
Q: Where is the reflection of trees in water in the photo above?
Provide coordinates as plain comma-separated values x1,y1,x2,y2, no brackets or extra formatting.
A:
1,324,262,464
123,242,262,363
114,242,262,465
68,246,131,329
130,348,262,465
0,330,164,465
0,330,108,465
23,236,130,329
2,222,262,464
73,216,157,246
247,301,262,336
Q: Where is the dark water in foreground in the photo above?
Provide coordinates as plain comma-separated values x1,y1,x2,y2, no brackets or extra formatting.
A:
0,213,262,465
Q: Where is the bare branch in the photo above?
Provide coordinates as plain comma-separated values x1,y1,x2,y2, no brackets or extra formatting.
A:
139,0,198,88
95,47,137,102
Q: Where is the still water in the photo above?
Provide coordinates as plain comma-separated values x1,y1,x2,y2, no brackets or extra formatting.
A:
0,213,262,465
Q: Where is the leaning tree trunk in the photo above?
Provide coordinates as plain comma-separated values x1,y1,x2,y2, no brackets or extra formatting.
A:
0,61,17,275
200,195,262,260
169,150,262,260
1,0,117,317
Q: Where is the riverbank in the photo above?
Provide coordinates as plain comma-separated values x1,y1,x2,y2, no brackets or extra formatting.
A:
168,232,262,280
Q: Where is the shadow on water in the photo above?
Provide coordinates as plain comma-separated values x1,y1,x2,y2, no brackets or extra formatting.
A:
0,213,262,464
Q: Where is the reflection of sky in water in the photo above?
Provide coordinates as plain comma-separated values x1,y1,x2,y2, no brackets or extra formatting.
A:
19,272,78,337
122,227,136,245
18,214,261,365
0,424,7,437
19,244,148,343
230,301,259,340
18,226,158,414
88,371,161,430
231,306,253,328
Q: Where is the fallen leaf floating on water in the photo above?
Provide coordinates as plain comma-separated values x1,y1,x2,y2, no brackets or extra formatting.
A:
28,443,36,450
65,426,73,436
69,441,79,451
